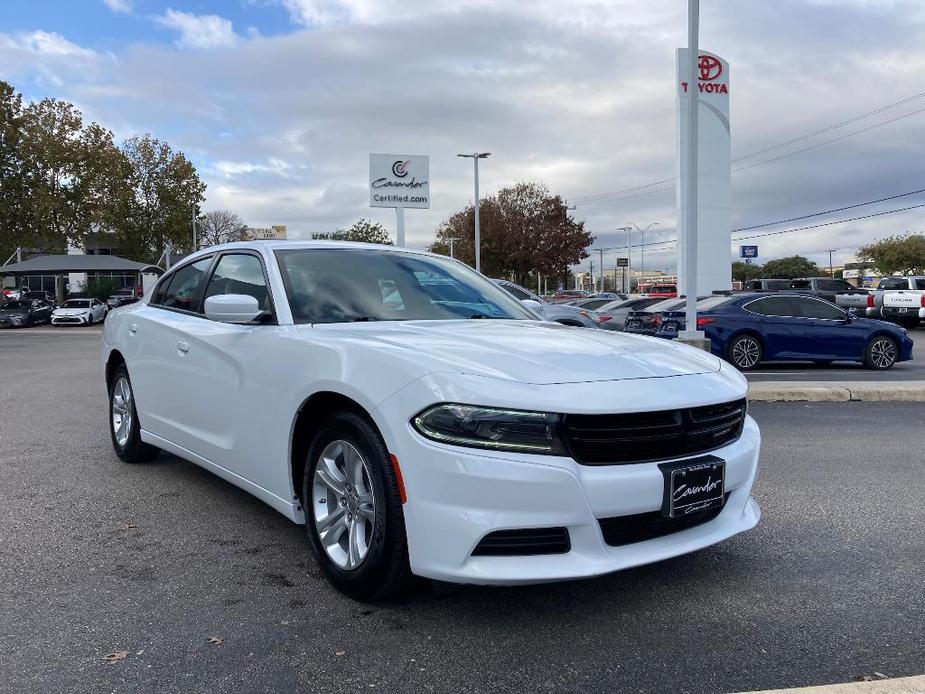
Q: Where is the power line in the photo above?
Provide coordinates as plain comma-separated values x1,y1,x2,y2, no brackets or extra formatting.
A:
571,90,925,207
731,187,925,232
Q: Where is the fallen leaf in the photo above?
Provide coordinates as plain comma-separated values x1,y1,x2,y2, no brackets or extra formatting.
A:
103,651,128,664
335,650,345,657
208,637,224,646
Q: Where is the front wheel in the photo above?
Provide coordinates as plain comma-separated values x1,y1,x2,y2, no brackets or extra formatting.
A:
863,336,898,370
303,412,412,601
109,365,160,463
727,334,762,371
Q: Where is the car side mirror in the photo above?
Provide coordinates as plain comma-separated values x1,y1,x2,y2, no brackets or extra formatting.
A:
204,294,262,324
521,299,544,315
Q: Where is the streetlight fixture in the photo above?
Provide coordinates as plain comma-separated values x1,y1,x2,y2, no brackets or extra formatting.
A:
457,153,491,273
627,222,659,282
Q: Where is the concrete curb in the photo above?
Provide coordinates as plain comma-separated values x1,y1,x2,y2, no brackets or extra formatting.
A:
749,381,925,402
733,674,925,693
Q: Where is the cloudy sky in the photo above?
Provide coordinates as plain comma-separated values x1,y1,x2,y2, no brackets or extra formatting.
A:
2,0,924,274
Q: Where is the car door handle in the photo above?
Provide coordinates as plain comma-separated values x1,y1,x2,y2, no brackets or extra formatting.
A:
128,323,138,334
177,340,190,355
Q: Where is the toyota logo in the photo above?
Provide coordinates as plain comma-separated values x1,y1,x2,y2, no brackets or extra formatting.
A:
392,160,410,177
698,55,722,81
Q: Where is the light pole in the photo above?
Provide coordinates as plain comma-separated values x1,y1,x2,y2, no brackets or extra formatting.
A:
827,249,836,277
457,153,491,273
628,222,659,283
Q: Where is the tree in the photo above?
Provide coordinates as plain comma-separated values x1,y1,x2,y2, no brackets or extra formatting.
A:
429,182,592,284
857,234,925,275
760,255,820,279
315,218,393,245
731,261,764,283
118,134,206,262
198,210,249,248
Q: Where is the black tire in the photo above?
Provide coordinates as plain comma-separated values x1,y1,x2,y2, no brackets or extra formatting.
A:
863,335,898,370
108,364,159,463
303,411,412,601
901,318,919,330
726,334,762,371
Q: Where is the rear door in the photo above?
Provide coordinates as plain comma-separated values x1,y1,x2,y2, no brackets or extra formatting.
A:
741,296,802,358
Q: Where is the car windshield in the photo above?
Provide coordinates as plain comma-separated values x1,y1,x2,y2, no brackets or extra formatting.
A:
62,300,90,308
275,249,536,324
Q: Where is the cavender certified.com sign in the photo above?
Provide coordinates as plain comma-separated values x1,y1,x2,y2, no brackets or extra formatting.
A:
369,154,430,209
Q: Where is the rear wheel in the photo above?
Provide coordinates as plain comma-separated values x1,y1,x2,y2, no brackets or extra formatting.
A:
727,334,762,371
109,365,160,463
303,412,412,601
863,336,897,370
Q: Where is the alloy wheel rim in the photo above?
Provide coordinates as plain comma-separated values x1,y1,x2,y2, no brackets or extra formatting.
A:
311,440,377,571
733,338,760,369
871,339,896,368
111,376,133,448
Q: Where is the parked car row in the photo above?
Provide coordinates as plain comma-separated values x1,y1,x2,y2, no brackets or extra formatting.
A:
620,293,912,370
0,295,126,328
835,276,925,329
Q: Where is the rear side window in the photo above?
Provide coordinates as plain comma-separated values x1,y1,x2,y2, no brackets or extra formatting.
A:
499,283,531,301
916,279,925,290
747,296,796,317
790,280,811,289
154,258,213,312
792,297,845,320
203,254,273,314
878,278,906,290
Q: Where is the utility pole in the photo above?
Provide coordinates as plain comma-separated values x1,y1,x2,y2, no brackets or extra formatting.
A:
598,248,605,293
192,207,198,251
457,153,491,272
827,249,836,277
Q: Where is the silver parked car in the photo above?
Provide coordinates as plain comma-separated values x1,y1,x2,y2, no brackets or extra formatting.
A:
493,279,603,328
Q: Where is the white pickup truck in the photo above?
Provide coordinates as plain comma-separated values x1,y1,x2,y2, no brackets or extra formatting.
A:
881,276,925,328
835,276,923,320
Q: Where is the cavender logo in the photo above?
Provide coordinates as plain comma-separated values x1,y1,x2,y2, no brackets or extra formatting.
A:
392,160,410,178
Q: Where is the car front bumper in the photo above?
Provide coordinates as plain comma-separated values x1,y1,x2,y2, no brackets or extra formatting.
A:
383,406,761,585
52,315,90,325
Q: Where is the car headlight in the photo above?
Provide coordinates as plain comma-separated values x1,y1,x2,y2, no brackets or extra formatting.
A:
412,404,567,454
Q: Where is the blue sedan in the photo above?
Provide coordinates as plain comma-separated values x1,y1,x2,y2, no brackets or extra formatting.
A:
654,293,913,370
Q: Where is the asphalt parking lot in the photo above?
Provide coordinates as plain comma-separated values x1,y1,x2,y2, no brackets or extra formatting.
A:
1,328,923,694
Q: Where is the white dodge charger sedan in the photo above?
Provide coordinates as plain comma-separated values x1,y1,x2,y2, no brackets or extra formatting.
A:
102,241,760,600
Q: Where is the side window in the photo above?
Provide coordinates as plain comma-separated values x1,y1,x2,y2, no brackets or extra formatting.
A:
747,297,796,317
501,283,531,301
793,297,845,320
203,254,272,315
157,258,213,312
916,279,925,290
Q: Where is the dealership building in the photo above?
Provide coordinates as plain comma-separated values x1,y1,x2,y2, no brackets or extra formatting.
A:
0,254,163,302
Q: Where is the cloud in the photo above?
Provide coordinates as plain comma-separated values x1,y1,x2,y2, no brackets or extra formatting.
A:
157,9,238,50
4,0,925,269
102,0,133,14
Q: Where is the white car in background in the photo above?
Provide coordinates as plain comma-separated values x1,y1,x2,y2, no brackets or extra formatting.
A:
52,298,108,326
101,241,761,600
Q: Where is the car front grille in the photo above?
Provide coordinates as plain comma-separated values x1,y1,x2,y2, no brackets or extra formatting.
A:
562,399,746,465
472,527,571,556
598,493,729,547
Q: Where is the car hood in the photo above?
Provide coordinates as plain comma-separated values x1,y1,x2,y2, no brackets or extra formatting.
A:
307,319,721,384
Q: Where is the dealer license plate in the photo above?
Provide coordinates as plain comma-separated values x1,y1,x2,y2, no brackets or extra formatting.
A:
627,319,642,329
662,321,678,332
659,456,725,518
